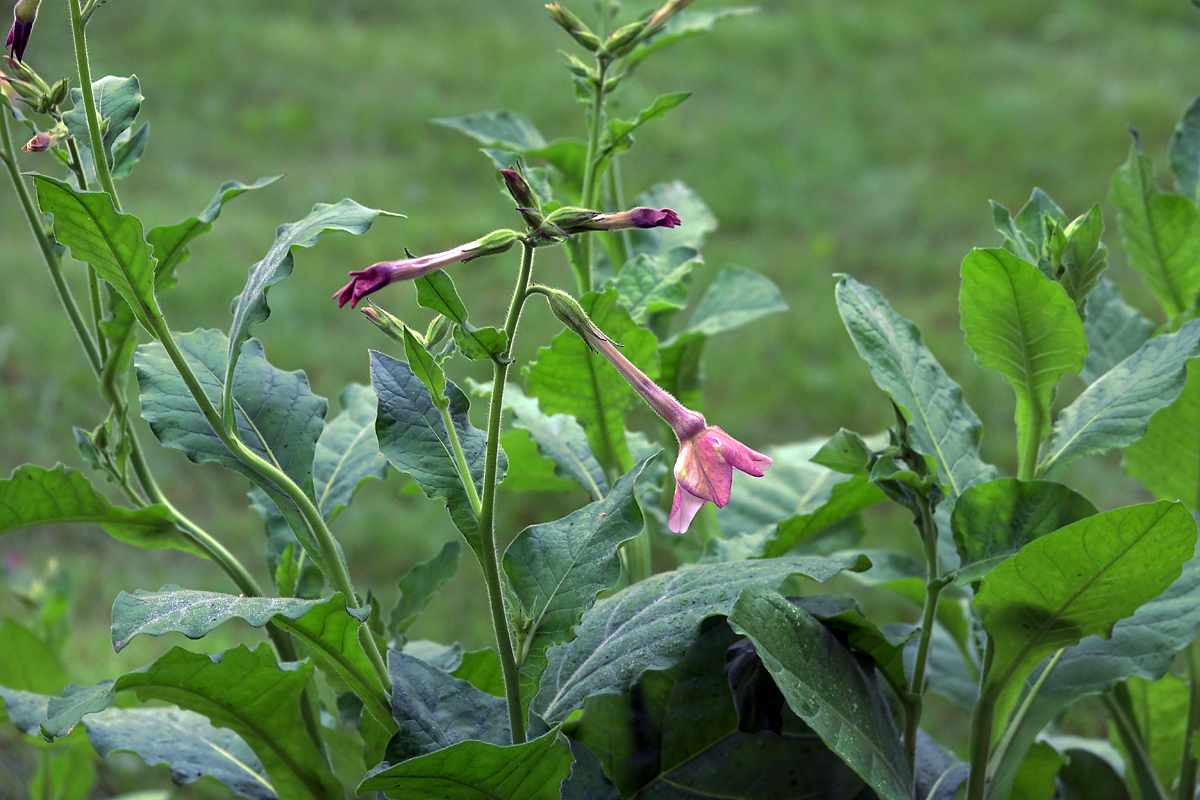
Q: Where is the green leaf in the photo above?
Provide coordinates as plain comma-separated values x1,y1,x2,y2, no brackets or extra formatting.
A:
313,383,388,524
371,350,501,553
63,75,143,165
524,138,588,187
960,248,1087,465
44,645,341,800
494,429,579,493
0,618,67,695
403,324,447,405
1110,140,1200,318
110,587,388,727
389,540,462,638
1053,205,1109,316
612,245,698,325
532,552,867,724
794,595,916,696
525,287,659,471
501,384,607,501
1115,674,1190,795
1169,94,1200,205
504,457,653,713
836,275,997,503
1081,278,1155,384
974,501,1197,700
84,707,276,800
1038,318,1200,477
992,188,1067,274
249,488,324,599
415,270,509,361
1056,746,1133,800
626,7,758,67
359,729,571,799
452,649,505,698
35,175,157,330
603,92,691,157
1125,357,1200,509
147,176,280,291
629,181,718,257
1009,742,1065,800
0,463,200,556
951,478,1097,584
110,122,150,181
432,110,547,151
728,586,912,800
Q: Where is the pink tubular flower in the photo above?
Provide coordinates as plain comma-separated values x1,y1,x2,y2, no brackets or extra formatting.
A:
6,0,40,62
546,206,680,234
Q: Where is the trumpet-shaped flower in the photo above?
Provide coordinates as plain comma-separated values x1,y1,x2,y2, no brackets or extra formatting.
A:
546,206,680,234
6,0,40,63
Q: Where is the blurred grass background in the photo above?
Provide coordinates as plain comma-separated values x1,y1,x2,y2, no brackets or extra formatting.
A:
1,0,1198,793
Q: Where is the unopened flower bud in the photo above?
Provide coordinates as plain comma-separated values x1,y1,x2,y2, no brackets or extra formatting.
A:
546,205,680,233
545,3,601,52
425,313,454,350
642,0,695,40
47,76,67,107
539,286,607,347
601,19,648,58
499,167,543,229
21,131,48,151
360,301,409,347
5,0,41,63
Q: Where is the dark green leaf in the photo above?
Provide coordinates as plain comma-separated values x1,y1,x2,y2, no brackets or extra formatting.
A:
0,685,53,736
502,384,607,500
505,458,653,712
1081,278,1155,384
1117,674,1189,795
359,729,571,798
612,246,698,325
314,383,388,524
1169,94,1200,205
626,7,758,67
110,122,150,181
793,595,915,696
249,488,325,599
63,75,142,165
836,275,997,504
532,552,867,724
728,586,912,800
147,176,279,291
432,110,547,151
1039,318,1200,477
629,182,718,257
389,540,462,638
914,730,969,800
1110,141,1200,317
0,463,198,556
1057,746,1133,800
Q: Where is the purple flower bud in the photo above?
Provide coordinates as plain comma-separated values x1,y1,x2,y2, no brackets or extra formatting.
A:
500,168,539,211
21,131,48,151
6,0,41,63
546,206,680,234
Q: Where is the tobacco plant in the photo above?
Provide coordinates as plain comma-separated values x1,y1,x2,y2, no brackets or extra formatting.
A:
3,2,1200,800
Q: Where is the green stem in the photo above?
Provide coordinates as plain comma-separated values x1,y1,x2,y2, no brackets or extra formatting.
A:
1176,637,1200,800
986,649,1065,778
69,0,121,209
439,402,483,517
966,637,997,800
479,242,537,745
574,59,610,294
1017,402,1042,481
904,491,946,773
1105,688,1171,800
606,155,632,268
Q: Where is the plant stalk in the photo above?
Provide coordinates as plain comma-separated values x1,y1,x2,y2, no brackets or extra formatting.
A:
1176,636,1200,800
573,58,610,294
1017,402,1042,481
904,490,946,773
69,0,121,209
440,402,483,517
966,637,997,800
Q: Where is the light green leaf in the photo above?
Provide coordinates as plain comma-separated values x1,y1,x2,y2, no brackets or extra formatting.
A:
992,188,1067,273
452,649,505,698
313,383,388,524
629,181,718,257
1038,318,1200,477
1115,674,1190,796
603,92,691,157
960,248,1087,467
403,325,447,406
110,122,150,181
626,7,758,67
389,540,462,638
501,384,607,501
1081,278,1155,384
612,245,698,325
432,110,547,151
1009,742,1065,800
1169,94,1200,205
63,75,142,165
1053,205,1109,316
0,618,67,696
0,463,199,556
415,270,509,361
728,586,912,800
1110,140,1200,318
1125,359,1200,508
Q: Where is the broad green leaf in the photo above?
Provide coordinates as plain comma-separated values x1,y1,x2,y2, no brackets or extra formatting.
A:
1081,278,1155,384
227,199,396,385
974,501,1196,703
0,619,67,696
524,138,588,187
0,685,53,736
313,383,388,524
1038,318,1200,477
728,586,912,800
960,248,1087,466
837,275,997,503
415,270,509,361
495,429,578,493
612,246,698,325
35,175,157,330
525,287,659,471
504,458,653,711
502,384,607,500
1110,140,1200,317
110,122,150,180
951,478,1097,584
1116,674,1189,796
384,651,509,763
1169,94,1200,205
147,176,280,291
371,350,501,553
532,552,867,723
359,729,571,799
99,284,139,399
63,75,142,165
1124,360,1200,508
110,587,387,727
626,7,758,67
914,730,970,800
629,182,718,257
1009,742,1065,800
389,540,462,638
793,595,915,696
452,649,505,698
44,645,341,800
0,464,199,556
560,739,619,800
85,707,276,800
432,110,547,151
452,324,508,361
603,92,691,158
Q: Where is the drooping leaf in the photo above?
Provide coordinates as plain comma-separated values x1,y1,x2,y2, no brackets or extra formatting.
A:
1110,140,1200,318
728,585,912,800
359,729,571,799
1169,94,1200,206
626,7,759,67
501,384,607,500
110,122,150,181
532,552,867,724
793,595,915,696
432,110,547,151
960,248,1087,468
147,176,280,291
1124,360,1200,509
525,287,659,472
1038,318,1200,477
63,75,142,165
43,645,341,800
602,92,691,158
612,246,698,325
629,182,718,257
504,458,653,711
389,540,463,638
313,383,388,524
371,350,501,553
836,275,997,504
1081,278,1155,384
227,199,396,385
0,463,199,556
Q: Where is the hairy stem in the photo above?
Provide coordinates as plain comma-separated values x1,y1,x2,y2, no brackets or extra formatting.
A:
573,59,610,294
1176,637,1200,800
69,0,121,209
904,491,946,773
440,402,483,517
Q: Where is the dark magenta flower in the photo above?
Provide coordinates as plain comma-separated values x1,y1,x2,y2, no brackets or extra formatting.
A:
6,0,41,63
546,206,680,234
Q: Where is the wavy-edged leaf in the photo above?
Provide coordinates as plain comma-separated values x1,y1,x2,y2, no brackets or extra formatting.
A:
1039,318,1200,477
1081,278,1155,384
729,586,911,800
532,552,868,724
432,110,547,151
314,383,388,524
63,75,142,165
43,645,340,800
502,384,607,500
1169,94,1200,206
612,245,698,325
505,457,653,712
0,463,198,556
626,7,758,67
992,188,1067,274
389,540,462,638
148,176,279,291
359,728,571,799
837,274,997,503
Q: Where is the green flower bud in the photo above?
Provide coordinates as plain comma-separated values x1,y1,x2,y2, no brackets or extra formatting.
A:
545,3,601,52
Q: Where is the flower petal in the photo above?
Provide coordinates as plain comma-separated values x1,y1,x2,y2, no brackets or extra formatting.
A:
711,426,773,478
669,484,708,533
674,434,734,506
